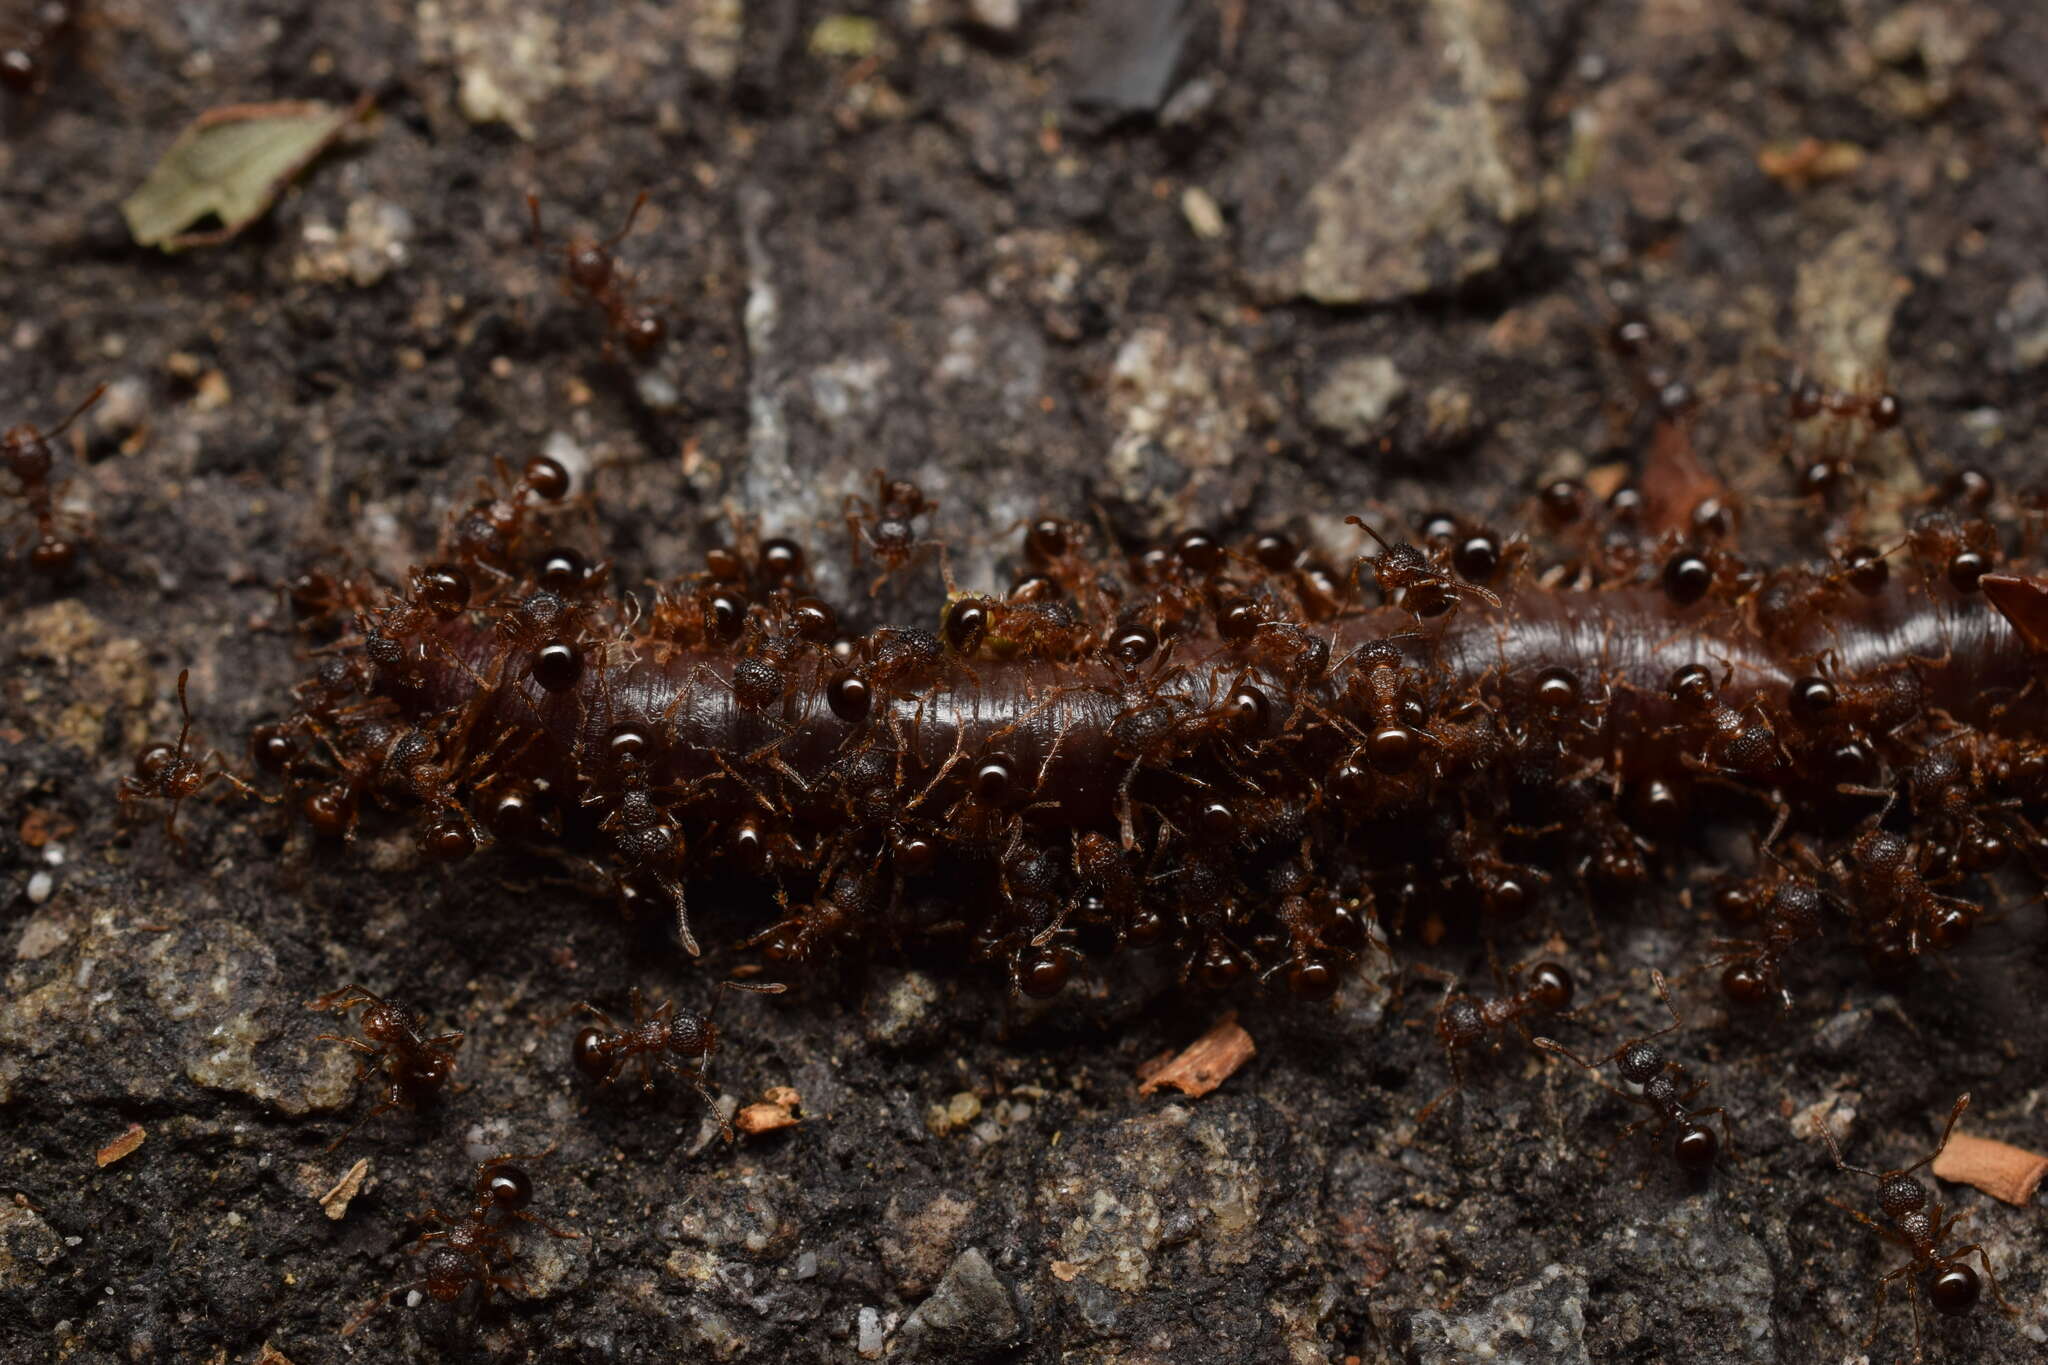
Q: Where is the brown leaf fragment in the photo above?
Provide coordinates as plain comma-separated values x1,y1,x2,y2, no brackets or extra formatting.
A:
1931,1130,2048,1207
96,1124,145,1168
1137,1012,1255,1098
318,1158,371,1220
122,95,374,252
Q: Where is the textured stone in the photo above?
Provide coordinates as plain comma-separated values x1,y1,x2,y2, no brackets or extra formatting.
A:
1398,1263,1590,1365
891,1247,1020,1357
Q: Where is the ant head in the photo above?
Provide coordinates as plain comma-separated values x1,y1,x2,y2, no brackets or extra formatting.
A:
420,1244,475,1302
1617,1040,1663,1085
133,743,180,783
1438,996,1485,1045
360,1001,415,1044
665,1008,714,1060
3,424,48,479
1878,1173,1927,1219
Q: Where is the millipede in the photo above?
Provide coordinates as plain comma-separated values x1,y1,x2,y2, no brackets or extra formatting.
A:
122,364,2048,1016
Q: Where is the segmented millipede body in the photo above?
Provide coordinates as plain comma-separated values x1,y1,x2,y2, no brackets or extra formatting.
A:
124,414,2048,1006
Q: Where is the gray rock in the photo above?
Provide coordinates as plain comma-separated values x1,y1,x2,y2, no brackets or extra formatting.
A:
0,1202,64,1293
1296,0,1536,304
1309,355,1408,445
1398,1262,1590,1365
1998,275,2048,372
1592,1199,1776,1363
891,1247,1021,1357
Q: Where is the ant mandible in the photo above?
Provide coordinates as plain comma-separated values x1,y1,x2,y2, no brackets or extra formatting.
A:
307,984,465,1150
4,380,104,575
118,669,263,848
570,980,787,1140
341,1150,580,1336
1534,970,1731,1173
1810,1093,2017,1363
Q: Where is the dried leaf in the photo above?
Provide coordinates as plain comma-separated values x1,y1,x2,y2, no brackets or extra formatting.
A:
96,1123,145,1168
1137,1012,1255,1098
122,96,372,252
1931,1131,2048,1207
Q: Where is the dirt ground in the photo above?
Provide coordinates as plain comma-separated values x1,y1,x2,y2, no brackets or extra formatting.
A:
4,1,2047,1362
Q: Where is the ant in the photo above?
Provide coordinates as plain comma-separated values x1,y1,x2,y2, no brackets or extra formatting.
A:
570,980,787,1140
308,984,465,1150
526,191,665,358
846,471,942,595
342,1150,579,1336
1346,515,1501,620
1705,862,1827,1008
118,669,263,848
1412,950,1577,1122
4,380,104,575
1810,1094,2016,1363
1534,970,1731,1173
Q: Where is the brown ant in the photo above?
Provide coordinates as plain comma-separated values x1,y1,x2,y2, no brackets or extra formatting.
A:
846,471,942,595
1836,826,1984,956
445,454,575,583
1412,951,1577,1122
1706,861,1828,1008
1810,1094,2016,1362
341,1150,580,1336
526,191,665,359
570,980,787,1140
1534,970,1731,1173
118,669,263,848
308,984,465,1150
3,380,104,575
1346,515,1501,620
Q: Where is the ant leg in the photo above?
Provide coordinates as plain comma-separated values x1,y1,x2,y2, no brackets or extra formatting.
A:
1826,1197,1899,1243
324,1095,399,1153
1689,1104,1737,1162
341,1275,427,1336
317,1034,383,1056
691,1072,736,1142
308,985,382,1012
1415,1044,1465,1125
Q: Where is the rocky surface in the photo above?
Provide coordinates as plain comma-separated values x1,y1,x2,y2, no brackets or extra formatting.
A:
3,1,2047,1362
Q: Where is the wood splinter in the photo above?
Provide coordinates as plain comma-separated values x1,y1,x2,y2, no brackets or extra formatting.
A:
1138,1012,1255,1098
